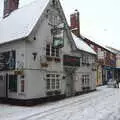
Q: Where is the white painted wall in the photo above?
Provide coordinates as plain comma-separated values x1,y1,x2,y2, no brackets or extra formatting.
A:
0,40,26,99
23,3,66,99
0,0,96,100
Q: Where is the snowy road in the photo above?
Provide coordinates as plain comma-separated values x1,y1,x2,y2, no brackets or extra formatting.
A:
1,86,120,120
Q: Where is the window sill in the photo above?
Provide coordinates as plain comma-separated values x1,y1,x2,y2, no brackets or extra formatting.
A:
54,58,61,62
46,56,61,62
82,86,90,90
46,56,53,61
9,90,17,93
46,90,61,96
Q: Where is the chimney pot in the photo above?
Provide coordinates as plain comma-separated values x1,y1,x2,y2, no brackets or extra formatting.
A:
70,10,80,37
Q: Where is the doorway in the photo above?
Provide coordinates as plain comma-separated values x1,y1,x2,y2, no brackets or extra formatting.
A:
0,73,8,98
5,74,8,98
64,67,75,97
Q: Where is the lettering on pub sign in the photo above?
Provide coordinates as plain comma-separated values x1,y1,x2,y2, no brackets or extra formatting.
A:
63,55,80,67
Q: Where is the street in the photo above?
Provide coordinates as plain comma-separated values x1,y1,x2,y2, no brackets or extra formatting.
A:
1,86,120,120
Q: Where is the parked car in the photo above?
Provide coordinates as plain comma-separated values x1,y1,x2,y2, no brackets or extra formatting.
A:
107,79,116,88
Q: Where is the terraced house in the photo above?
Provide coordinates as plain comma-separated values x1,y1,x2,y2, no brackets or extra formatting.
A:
0,0,96,104
70,11,116,86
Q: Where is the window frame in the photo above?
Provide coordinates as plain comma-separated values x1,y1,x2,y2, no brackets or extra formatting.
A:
9,74,17,92
82,55,89,65
82,74,89,87
46,73,61,91
46,44,60,57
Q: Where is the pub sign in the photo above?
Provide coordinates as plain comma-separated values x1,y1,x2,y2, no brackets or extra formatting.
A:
63,55,80,67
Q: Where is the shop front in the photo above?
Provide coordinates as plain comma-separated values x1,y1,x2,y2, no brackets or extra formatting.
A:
103,66,117,84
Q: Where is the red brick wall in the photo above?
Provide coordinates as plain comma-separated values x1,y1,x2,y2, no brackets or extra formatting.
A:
83,38,116,67
4,0,19,18
70,11,80,37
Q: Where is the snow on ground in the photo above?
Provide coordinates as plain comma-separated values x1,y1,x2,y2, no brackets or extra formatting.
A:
1,86,120,120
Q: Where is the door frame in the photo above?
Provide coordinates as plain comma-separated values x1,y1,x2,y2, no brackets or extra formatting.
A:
64,67,76,97
5,73,8,98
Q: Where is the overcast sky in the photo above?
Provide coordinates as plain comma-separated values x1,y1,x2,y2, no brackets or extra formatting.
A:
0,0,120,50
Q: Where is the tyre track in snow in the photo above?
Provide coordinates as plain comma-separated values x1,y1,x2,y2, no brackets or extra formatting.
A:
20,87,114,120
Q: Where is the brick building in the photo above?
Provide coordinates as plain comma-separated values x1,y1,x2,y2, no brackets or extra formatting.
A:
70,10,116,86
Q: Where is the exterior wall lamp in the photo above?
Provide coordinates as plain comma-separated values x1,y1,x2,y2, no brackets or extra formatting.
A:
32,52,37,61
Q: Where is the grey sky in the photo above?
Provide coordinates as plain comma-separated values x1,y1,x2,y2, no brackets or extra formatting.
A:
0,0,120,49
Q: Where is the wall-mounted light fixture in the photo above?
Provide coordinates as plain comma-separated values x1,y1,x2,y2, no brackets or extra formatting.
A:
32,52,37,61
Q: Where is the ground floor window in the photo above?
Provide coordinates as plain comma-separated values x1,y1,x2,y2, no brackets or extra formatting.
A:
20,75,25,93
9,75,17,92
82,75,89,87
0,75,4,81
21,80,24,92
46,74,60,90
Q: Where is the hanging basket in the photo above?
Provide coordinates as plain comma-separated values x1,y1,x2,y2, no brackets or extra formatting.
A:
14,70,24,75
41,63,48,67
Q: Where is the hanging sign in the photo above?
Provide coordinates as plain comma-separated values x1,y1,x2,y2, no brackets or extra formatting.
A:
53,23,64,48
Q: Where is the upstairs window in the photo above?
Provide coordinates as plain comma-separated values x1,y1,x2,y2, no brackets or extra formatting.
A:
4,0,8,10
82,55,89,65
46,44,50,56
46,44,60,57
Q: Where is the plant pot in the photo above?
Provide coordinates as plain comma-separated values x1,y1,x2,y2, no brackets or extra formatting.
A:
46,56,53,61
55,58,61,62
41,63,48,67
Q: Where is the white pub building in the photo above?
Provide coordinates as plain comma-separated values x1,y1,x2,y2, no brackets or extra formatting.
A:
0,0,96,104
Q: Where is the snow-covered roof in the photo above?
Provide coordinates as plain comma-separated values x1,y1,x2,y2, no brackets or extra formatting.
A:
72,33,96,55
0,0,49,44
105,46,120,54
81,34,115,54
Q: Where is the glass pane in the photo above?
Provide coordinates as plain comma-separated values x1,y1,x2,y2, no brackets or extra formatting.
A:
56,79,60,89
56,48,59,57
0,75,3,81
46,74,50,78
9,75,17,92
46,45,50,56
51,74,55,77
51,47,55,56
21,80,24,92
52,79,55,89
56,74,60,77
47,79,50,89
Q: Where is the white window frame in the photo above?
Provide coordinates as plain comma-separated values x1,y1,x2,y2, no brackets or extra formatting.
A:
46,44,60,57
82,74,89,87
46,73,61,91
82,55,89,65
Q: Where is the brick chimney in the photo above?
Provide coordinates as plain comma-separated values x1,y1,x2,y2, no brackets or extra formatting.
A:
70,10,80,37
3,0,19,18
